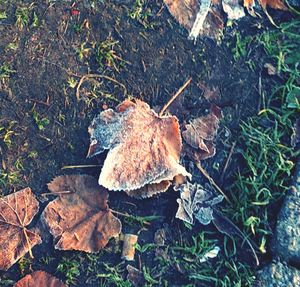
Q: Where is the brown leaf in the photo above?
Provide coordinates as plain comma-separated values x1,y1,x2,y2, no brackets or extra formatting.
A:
182,109,221,160
88,99,190,196
163,0,224,41
259,0,287,10
125,181,171,199
0,188,41,271
41,175,122,252
14,271,66,287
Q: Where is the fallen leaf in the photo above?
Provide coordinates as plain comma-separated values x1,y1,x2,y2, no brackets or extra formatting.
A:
259,0,287,10
163,0,224,41
14,271,66,287
88,99,190,197
0,188,41,271
122,234,138,261
127,265,145,287
125,181,171,199
175,182,223,224
222,0,245,20
41,175,121,252
182,108,221,160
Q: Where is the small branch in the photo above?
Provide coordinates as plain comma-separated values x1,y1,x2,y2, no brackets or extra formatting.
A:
196,162,232,204
159,77,192,117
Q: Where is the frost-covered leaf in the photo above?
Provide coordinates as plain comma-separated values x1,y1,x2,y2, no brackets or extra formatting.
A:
163,0,224,41
0,188,41,271
88,99,190,197
175,182,223,224
42,175,121,253
222,0,245,20
14,271,66,287
182,108,221,160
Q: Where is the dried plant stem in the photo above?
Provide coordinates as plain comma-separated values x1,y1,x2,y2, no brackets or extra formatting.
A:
196,162,232,204
159,77,192,116
221,141,236,181
61,164,101,169
76,74,127,100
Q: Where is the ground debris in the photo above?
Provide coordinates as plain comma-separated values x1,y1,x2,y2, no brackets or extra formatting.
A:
0,188,41,271
127,265,145,287
183,107,221,160
14,271,66,287
88,99,191,198
41,175,122,253
175,182,223,224
122,234,138,261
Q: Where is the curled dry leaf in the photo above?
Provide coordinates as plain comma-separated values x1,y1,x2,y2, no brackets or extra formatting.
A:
41,175,121,253
163,0,224,41
0,188,41,271
14,271,66,287
175,182,223,224
88,99,190,198
122,234,138,261
183,108,221,160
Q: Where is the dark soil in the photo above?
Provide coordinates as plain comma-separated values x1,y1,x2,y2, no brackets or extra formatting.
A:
0,1,295,286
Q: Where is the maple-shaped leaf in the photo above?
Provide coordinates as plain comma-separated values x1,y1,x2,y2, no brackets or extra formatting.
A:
41,175,122,252
163,0,224,41
14,271,66,287
182,108,221,160
0,188,41,271
88,99,190,197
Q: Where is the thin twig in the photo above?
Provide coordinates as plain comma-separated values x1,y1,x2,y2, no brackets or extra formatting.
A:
61,164,101,170
221,141,236,181
196,162,232,204
76,74,127,100
159,77,192,117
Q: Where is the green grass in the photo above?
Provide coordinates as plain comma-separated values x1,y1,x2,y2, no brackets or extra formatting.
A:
0,63,15,79
225,18,300,262
57,256,81,285
129,0,154,29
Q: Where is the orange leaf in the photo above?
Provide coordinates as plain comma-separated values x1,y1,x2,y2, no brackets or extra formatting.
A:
88,99,190,197
42,175,121,252
0,188,41,271
14,271,66,287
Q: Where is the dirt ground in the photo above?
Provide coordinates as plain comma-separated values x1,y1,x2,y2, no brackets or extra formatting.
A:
0,1,298,286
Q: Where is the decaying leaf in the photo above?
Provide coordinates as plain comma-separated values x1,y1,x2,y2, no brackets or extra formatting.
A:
41,175,122,253
183,108,221,160
122,234,138,261
14,271,66,287
175,182,223,224
0,188,41,271
163,0,224,41
222,0,245,20
127,265,145,287
88,99,190,198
